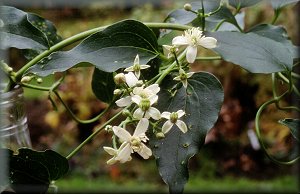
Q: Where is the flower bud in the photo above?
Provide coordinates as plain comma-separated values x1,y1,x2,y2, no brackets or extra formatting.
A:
122,109,131,117
156,132,165,139
105,125,113,132
113,89,123,96
36,78,43,84
136,80,144,87
21,76,33,83
114,73,126,85
184,3,192,11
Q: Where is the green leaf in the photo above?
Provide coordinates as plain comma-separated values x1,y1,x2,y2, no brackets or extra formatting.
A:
0,148,69,193
278,118,299,142
28,20,159,77
151,72,224,193
0,6,49,51
228,0,262,9
91,68,115,103
207,31,293,73
248,24,299,59
267,0,300,9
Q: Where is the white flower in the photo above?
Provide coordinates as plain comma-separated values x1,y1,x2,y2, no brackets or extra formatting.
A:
132,95,161,120
161,110,188,134
173,69,194,88
172,27,217,63
113,118,152,161
115,83,160,108
125,54,150,79
103,144,132,165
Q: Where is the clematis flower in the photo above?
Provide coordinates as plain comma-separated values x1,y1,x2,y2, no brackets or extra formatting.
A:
173,69,194,88
172,27,217,63
132,95,161,120
163,45,179,59
103,144,132,165
124,54,150,79
161,110,188,134
113,118,152,162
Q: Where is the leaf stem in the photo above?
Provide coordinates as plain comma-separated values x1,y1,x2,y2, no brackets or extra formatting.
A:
54,90,113,124
66,108,124,160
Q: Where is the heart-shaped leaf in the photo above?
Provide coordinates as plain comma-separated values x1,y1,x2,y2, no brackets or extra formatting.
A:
267,0,300,9
28,20,159,77
0,148,69,193
207,30,293,73
278,118,299,142
228,0,262,9
150,72,224,193
0,6,49,51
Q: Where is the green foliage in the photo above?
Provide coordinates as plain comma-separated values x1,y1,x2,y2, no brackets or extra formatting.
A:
269,0,300,9
207,30,293,73
228,0,262,9
278,118,299,142
0,148,69,193
151,72,224,193
27,20,159,77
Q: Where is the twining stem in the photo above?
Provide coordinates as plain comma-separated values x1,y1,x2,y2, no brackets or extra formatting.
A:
255,94,300,165
66,108,124,160
54,90,113,124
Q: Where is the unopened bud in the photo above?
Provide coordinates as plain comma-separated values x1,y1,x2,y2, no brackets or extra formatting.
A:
114,73,126,85
184,3,192,11
136,80,144,87
122,109,131,117
156,132,165,139
36,78,43,84
113,89,123,96
105,125,113,132
21,76,33,83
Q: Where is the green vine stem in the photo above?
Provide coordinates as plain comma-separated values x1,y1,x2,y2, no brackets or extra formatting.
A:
66,107,124,160
255,97,300,165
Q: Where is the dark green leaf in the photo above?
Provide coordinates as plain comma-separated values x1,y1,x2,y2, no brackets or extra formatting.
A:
267,0,300,9
0,6,49,50
0,148,69,193
278,118,299,142
228,0,262,9
91,68,115,103
248,24,299,59
28,20,159,77
151,72,224,193
207,31,293,73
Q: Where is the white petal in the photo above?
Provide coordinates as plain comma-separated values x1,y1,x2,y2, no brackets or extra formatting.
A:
143,111,151,119
145,84,160,94
182,79,188,88
132,87,143,95
131,95,142,105
134,54,140,65
198,36,217,49
133,118,149,136
186,72,194,78
177,110,185,118
176,120,188,133
113,126,131,142
140,65,150,69
133,108,144,119
163,45,172,51
107,157,117,165
172,36,189,46
161,111,171,119
135,70,141,79
186,46,198,63
124,66,134,72
116,143,132,163
173,76,181,81
137,143,152,159
148,107,161,120
125,72,138,87
103,147,117,156
162,120,174,134
115,96,132,107
149,95,158,105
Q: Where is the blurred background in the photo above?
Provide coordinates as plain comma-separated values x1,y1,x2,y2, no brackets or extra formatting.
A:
2,0,299,193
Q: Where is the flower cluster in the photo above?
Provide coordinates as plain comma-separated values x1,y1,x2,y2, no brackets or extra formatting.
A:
103,54,188,165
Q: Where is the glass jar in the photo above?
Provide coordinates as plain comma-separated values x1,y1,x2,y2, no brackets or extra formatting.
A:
0,85,32,150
